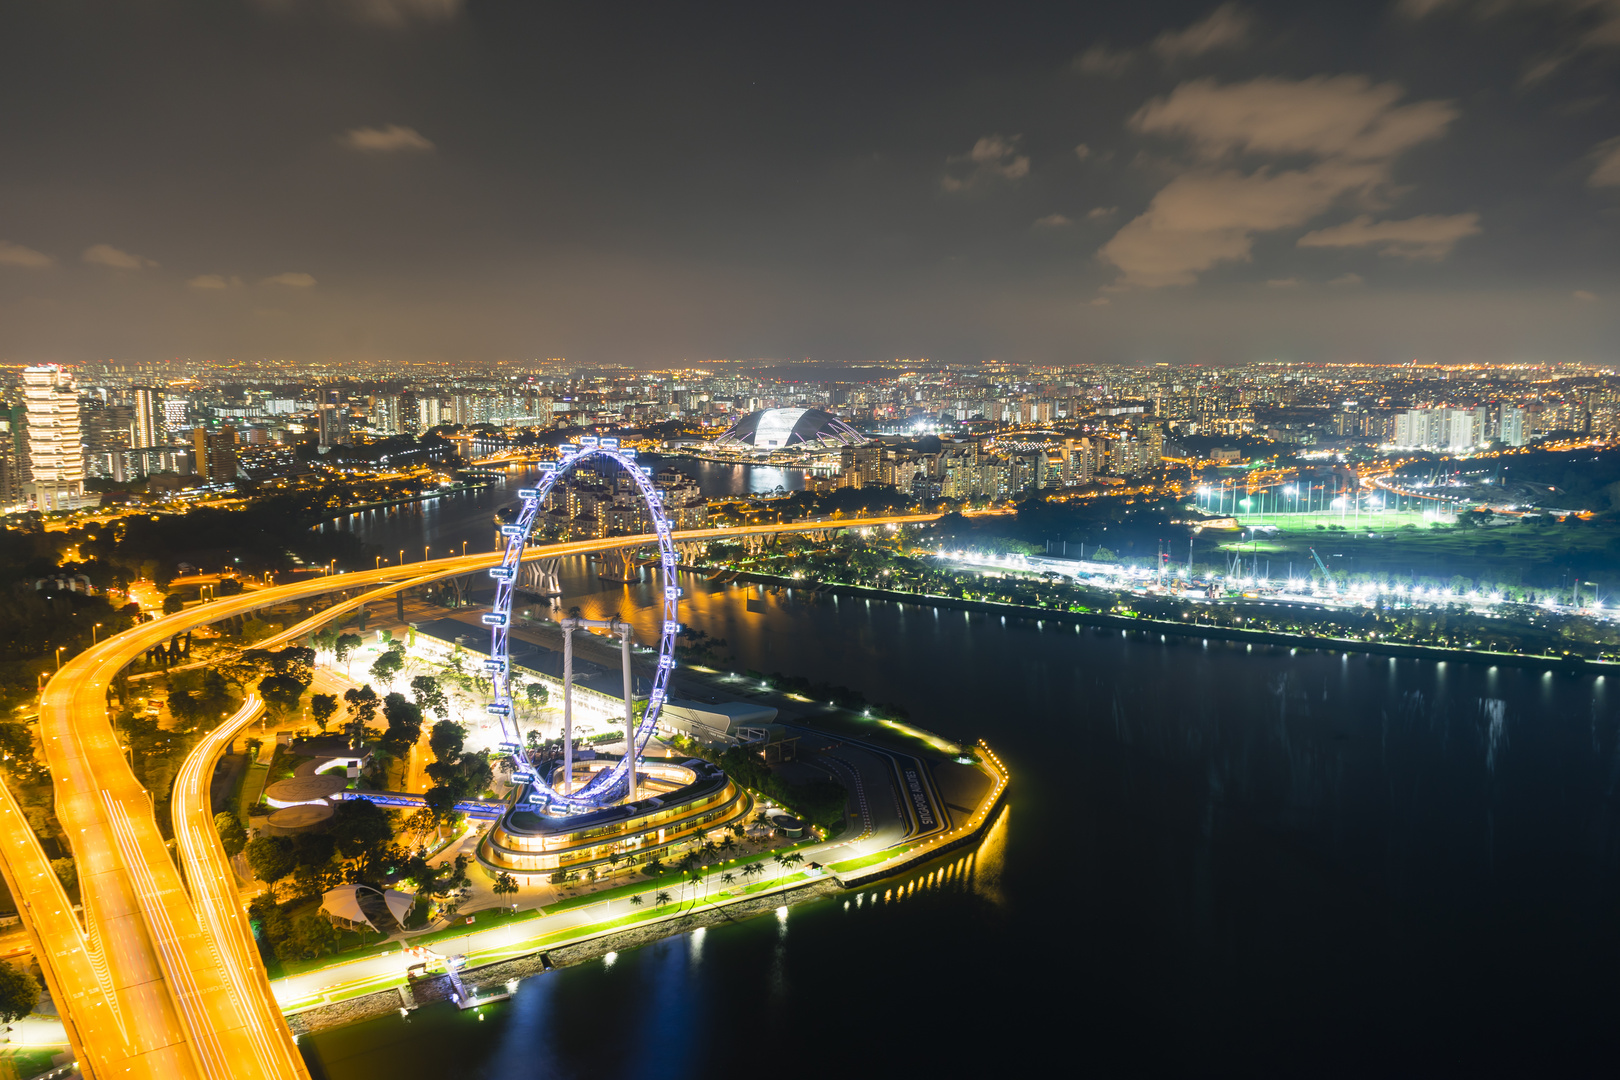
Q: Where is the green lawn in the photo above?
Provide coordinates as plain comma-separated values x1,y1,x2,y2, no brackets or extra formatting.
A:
235,763,270,820
410,905,541,947
540,838,820,913
274,906,546,978
829,844,917,873
1,1048,68,1077
1229,508,1449,533
1211,516,1620,592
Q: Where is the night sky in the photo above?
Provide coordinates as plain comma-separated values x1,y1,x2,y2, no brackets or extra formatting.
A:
1,0,1618,366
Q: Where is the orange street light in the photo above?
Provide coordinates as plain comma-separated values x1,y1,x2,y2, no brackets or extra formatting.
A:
92,623,103,644
55,646,66,671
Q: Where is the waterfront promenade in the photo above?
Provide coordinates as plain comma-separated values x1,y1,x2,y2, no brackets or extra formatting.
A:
269,738,1007,1028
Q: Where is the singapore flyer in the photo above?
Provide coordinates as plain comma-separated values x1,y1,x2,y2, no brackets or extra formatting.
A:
483,437,679,811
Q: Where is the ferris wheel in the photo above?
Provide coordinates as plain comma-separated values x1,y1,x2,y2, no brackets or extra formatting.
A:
482,437,680,811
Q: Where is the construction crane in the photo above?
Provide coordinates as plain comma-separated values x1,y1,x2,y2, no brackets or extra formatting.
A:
1308,547,1332,580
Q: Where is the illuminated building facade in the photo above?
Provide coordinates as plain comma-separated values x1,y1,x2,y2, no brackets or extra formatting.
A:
22,364,83,510
478,758,750,876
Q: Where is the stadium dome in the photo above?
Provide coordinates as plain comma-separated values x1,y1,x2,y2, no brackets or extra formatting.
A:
714,408,866,451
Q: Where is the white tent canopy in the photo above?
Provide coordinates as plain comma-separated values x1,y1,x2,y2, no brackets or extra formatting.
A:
321,883,416,931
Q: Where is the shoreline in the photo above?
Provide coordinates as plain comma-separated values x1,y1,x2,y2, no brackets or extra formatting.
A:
285,876,844,1036
283,743,1009,1038
701,565,1616,675
310,481,494,525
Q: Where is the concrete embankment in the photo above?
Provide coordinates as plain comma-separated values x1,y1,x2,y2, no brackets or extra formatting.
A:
286,754,1012,1038
702,566,1615,675
285,878,844,1036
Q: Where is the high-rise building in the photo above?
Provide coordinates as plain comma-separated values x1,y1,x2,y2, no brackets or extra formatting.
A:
372,394,404,435
0,403,25,508
83,402,134,480
316,404,347,447
22,365,84,510
418,397,443,429
191,424,238,484
163,397,188,434
1392,407,1488,450
838,444,882,488
1499,407,1526,447
132,386,164,448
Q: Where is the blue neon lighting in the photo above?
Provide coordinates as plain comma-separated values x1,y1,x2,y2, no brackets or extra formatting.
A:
484,443,683,812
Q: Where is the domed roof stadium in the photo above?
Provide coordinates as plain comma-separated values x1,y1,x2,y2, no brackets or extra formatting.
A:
714,408,866,451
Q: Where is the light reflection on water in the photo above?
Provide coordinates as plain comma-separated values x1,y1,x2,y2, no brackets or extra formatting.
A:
301,505,1620,1077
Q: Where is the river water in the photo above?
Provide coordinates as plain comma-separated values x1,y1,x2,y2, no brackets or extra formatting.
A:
302,466,1620,1076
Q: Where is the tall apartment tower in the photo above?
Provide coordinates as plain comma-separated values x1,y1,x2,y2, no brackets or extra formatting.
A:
1499,407,1526,447
316,404,347,447
192,424,239,484
132,386,164,447
418,396,443,430
83,402,134,480
0,403,26,508
22,365,84,510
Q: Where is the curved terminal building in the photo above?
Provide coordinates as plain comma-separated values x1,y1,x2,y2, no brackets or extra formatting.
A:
478,757,752,877
713,407,865,454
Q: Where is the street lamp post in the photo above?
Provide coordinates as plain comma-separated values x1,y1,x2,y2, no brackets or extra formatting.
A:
55,646,66,671
92,623,103,644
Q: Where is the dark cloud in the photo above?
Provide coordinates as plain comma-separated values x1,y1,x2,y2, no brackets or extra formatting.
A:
0,1,1613,364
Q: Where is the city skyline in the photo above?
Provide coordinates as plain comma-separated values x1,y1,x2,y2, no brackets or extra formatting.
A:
4,5,1620,1077
1,1,1618,366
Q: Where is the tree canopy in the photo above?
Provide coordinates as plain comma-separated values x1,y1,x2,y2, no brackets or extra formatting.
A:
214,812,248,857
0,959,40,1023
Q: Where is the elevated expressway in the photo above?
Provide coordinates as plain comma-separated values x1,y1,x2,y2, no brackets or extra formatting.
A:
0,513,938,1079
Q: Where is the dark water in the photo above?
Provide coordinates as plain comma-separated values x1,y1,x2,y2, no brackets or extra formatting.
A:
303,491,1620,1077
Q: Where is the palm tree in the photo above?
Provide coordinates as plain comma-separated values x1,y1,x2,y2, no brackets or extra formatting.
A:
629,894,644,908
684,869,703,912
781,852,804,877
743,861,765,881
654,890,673,910
700,840,719,864
772,851,789,883
720,872,736,892
718,836,736,858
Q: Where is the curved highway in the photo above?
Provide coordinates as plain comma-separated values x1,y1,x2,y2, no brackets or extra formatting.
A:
2,513,939,1079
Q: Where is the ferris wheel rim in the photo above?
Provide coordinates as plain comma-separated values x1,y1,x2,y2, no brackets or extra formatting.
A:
483,441,680,812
